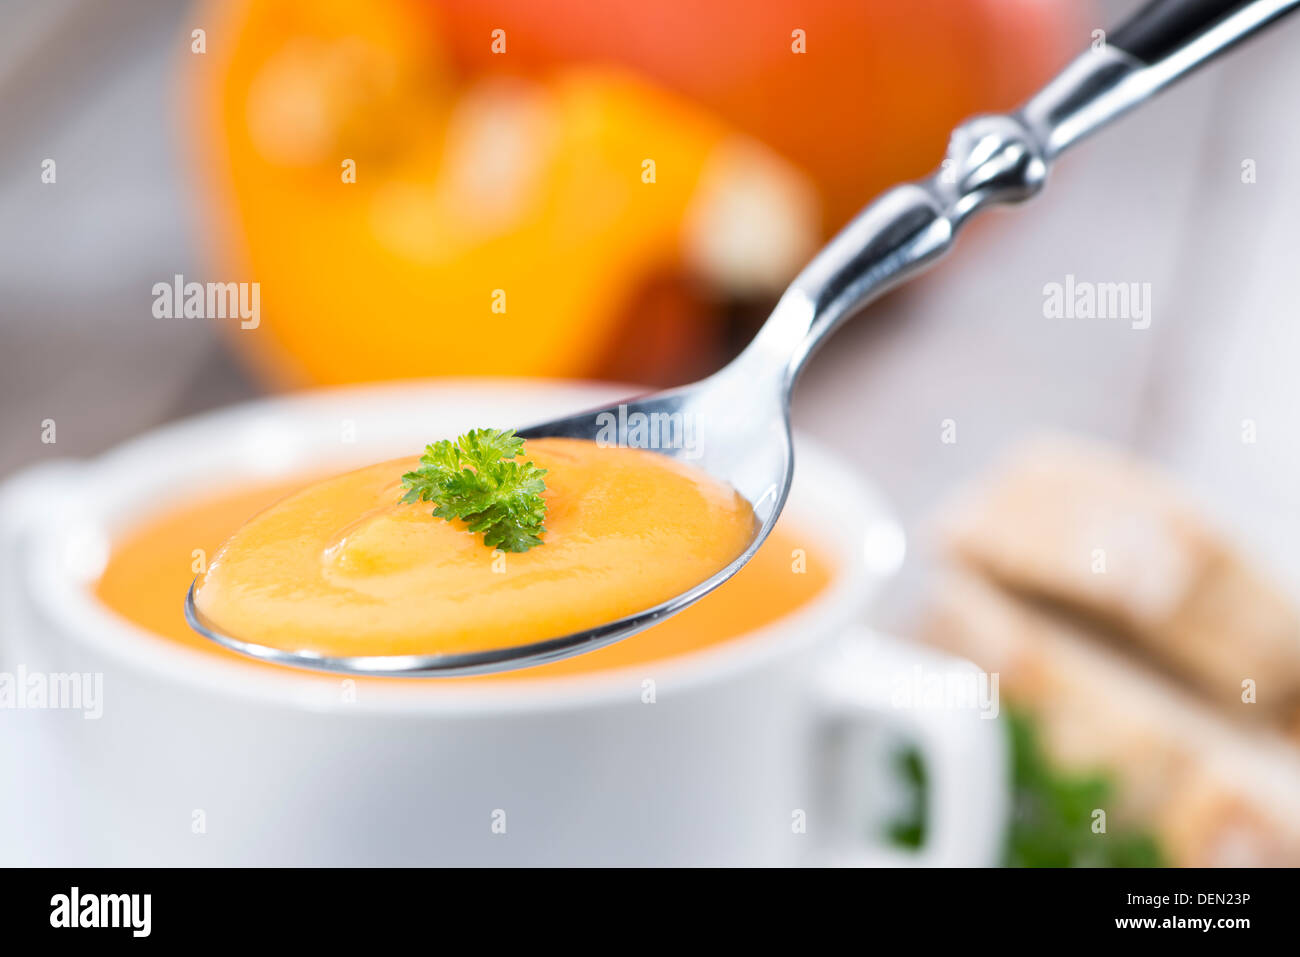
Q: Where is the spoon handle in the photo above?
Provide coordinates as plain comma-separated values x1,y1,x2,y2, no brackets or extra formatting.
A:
751,0,1299,386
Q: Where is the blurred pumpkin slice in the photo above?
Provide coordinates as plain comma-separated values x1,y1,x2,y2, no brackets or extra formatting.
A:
188,0,819,387
431,0,1082,230
236,0,451,174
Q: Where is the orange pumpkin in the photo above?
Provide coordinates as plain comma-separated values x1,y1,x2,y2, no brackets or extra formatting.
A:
185,0,1081,388
430,0,1084,228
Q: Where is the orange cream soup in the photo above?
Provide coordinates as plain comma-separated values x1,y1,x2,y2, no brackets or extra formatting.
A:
178,438,817,660
95,461,830,681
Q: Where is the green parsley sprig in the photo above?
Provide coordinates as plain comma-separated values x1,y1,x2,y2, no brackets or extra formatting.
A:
399,428,547,552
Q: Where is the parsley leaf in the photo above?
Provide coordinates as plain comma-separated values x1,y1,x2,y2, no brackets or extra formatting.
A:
399,428,548,552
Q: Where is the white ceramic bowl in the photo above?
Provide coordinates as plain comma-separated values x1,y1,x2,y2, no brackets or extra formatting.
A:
0,380,1005,865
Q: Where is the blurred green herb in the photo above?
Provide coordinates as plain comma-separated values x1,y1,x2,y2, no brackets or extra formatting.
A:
1003,710,1163,867
888,709,1165,867
887,748,927,848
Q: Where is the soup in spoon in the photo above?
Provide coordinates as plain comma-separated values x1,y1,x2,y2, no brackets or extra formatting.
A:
192,437,757,659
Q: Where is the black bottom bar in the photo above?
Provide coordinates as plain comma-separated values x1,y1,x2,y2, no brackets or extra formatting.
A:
2,866,1285,942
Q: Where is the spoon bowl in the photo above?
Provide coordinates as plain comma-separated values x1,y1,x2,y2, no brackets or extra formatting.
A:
186,366,795,676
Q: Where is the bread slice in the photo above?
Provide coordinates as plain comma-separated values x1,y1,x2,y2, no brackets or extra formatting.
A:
923,569,1300,866
936,435,1300,720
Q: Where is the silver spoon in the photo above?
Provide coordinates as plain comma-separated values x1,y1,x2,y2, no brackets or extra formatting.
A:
189,0,1299,675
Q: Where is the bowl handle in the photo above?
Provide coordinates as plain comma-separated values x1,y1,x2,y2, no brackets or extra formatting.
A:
812,627,1008,866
